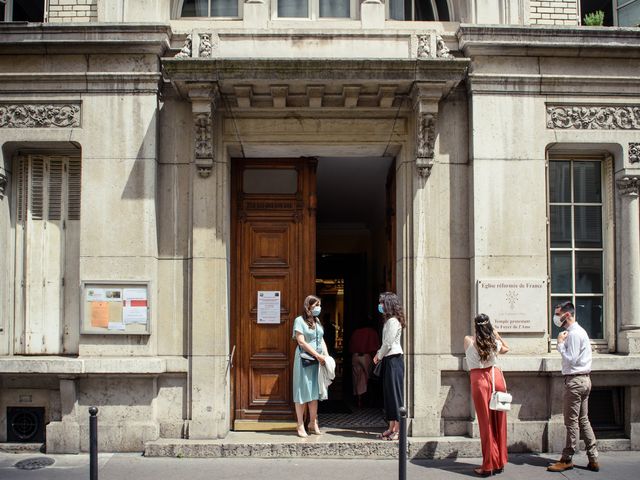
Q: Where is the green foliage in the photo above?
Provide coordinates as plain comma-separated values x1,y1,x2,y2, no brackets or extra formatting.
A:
583,10,605,26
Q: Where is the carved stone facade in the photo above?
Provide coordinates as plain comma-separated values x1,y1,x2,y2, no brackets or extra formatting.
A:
416,112,437,177
617,176,640,196
0,104,80,128
630,143,640,164
546,105,640,130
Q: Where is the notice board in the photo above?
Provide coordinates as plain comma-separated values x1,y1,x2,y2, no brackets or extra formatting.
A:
81,281,150,335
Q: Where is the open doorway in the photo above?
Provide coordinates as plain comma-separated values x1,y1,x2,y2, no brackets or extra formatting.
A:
315,156,395,428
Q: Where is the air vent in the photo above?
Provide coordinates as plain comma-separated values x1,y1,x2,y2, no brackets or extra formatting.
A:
6,407,45,443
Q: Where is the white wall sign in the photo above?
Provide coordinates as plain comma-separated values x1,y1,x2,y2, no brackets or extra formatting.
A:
257,291,281,324
477,279,548,332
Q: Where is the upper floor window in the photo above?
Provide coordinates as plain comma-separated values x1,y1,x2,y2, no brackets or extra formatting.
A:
276,0,354,19
548,157,613,345
388,0,450,21
1,0,45,22
181,0,240,18
580,0,640,27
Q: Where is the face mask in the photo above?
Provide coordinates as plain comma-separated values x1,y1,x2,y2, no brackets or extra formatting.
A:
378,304,384,314
553,314,566,328
312,306,321,317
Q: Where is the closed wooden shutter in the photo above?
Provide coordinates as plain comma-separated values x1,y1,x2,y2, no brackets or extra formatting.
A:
14,154,81,354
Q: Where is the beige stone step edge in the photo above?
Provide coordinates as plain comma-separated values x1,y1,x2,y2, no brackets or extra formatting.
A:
144,437,630,459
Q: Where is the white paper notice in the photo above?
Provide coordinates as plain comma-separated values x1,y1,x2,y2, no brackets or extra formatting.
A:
122,288,148,324
86,288,107,301
108,322,126,331
257,291,281,324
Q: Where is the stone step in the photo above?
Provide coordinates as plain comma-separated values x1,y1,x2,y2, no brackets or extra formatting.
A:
144,433,632,459
0,443,44,454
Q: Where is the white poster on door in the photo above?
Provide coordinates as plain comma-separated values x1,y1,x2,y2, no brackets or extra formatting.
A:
257,291,281,324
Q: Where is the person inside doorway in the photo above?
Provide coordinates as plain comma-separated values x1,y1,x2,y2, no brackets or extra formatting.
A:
373,292,405,441
292,295,327,437
349,315,380,407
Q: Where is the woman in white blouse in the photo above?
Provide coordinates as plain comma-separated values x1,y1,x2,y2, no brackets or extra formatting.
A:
372,292,405,441
464,313,510,476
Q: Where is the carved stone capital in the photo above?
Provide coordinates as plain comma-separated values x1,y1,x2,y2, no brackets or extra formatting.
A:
546,105,640,130
0,103,80,128
617,176,640,196
630,143,640,164
187,84,219,178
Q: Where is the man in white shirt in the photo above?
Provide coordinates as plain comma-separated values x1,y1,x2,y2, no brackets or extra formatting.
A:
548,301,599,473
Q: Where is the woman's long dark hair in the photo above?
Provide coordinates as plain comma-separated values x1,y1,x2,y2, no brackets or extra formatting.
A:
379,292,406,328
303,295,321,329
474,313,497,362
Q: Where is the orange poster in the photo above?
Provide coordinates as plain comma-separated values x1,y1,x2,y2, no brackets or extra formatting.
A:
90,301,109,328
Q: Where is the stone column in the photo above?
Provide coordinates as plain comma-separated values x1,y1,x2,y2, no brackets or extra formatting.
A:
407,82,443,436
46,377,80,453
186,83,230,439
617,176,640,353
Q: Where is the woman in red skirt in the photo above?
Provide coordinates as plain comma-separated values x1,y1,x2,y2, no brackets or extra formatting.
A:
464,314,510,476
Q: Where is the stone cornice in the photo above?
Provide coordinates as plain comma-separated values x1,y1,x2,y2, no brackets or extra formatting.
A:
0,73,163,94
457,24,640,58
0,23,171,55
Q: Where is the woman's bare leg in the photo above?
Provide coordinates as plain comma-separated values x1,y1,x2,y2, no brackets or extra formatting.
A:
295,402,308,437
308,400,321,434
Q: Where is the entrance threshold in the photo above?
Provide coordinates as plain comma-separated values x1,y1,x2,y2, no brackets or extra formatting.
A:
144,431,482,459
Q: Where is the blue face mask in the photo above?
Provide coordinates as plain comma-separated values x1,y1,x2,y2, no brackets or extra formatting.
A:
378,304,384,314
312,306,321,317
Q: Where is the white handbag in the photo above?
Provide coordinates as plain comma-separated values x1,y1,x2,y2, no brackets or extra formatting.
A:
489,365,512,411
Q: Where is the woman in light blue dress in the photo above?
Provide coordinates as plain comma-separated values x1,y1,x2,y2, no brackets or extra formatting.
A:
292,295,327,438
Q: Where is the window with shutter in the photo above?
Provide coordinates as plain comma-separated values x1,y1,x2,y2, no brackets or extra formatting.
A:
13,153,81,354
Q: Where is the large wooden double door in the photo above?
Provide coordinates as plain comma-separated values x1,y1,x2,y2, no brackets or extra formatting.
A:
231,158,317,426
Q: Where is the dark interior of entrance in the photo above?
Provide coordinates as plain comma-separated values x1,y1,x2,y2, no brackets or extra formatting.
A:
315,157,394,423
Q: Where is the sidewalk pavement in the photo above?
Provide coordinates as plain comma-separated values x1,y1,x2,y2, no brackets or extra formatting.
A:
1,451,639,480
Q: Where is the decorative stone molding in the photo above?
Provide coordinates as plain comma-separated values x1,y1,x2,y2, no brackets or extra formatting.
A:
0,103,80,128
411,83,443,179
188,84,218,179
617,176,640,196
630,143,640,163
416,112,437,177
199,34,213,58
0,168,7,199
546,105,640,130
175,34,192,58
417,35,431,59
436,36,454,59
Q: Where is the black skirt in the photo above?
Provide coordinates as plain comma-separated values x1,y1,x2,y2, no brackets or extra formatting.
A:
382,354,404,421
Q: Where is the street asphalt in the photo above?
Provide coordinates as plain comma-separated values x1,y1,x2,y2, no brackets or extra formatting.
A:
1,451,639,480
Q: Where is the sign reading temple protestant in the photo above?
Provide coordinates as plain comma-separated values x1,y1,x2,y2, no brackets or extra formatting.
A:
477,279,547,332
257,291,281,324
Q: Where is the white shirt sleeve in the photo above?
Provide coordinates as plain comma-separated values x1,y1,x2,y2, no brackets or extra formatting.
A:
377,318,400,359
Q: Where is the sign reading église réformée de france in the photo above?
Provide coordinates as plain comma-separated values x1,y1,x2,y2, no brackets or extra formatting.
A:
476,279,547,332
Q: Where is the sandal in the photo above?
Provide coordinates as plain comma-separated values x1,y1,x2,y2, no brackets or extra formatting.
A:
382,431,399,441
378,429,393,440
473,467,491,477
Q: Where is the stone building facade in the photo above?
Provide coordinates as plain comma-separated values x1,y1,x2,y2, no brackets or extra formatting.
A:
0,0,639,455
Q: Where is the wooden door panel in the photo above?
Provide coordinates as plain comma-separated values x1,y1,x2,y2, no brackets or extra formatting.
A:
250,365,290,406
232,158,316,425
249,225,291,267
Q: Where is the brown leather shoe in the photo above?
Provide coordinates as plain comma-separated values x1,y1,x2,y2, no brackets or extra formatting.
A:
547,458,574,472
587,460,600,472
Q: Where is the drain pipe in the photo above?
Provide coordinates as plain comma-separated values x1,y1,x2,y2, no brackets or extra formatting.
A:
89,407,98,480
399,406,407,480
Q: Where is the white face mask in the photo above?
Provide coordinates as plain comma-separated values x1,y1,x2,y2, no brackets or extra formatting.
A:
553,313,566,328
312,306,321,317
